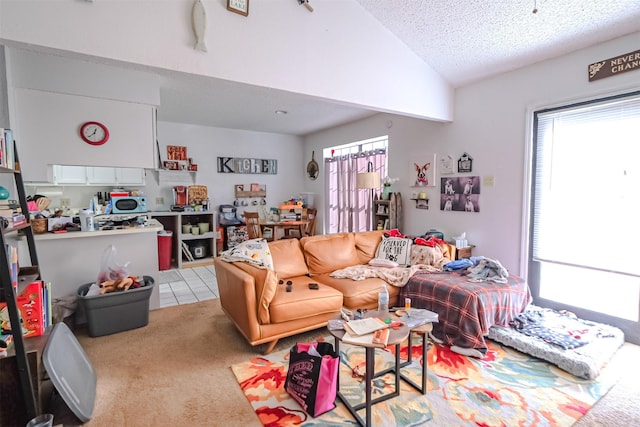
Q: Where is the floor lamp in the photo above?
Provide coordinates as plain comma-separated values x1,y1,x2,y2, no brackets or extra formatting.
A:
356,162,380,231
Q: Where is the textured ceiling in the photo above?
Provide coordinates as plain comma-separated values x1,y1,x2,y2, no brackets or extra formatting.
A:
355,0,640,87
157,0,640,135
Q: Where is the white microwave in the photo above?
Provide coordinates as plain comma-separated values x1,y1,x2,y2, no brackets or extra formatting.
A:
110,196,147,214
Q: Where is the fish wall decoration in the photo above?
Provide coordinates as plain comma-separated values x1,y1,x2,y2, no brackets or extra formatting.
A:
192,0,207,52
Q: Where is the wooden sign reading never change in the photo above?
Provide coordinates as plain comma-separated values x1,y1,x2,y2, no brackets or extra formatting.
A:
589,49,640,82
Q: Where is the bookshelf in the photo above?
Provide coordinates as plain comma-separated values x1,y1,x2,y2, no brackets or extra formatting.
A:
0,142,48,425
373,198,390,230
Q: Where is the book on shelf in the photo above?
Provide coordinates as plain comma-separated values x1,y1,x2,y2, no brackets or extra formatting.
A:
181,241,195,261
344,317,388,336
342,327,390,348
0,280,46,338
10,213,26,227
0,128,15,169
9,245,18,292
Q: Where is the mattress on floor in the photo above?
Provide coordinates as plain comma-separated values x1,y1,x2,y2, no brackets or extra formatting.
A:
487,307,624,380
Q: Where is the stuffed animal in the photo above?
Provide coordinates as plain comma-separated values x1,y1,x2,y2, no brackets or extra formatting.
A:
99,276,140,294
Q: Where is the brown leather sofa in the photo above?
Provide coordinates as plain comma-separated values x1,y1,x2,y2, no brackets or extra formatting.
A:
213,230,401,353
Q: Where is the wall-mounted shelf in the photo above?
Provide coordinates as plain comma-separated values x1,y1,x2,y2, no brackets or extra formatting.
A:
410,198,429,209
235,190,266,198
156,169,196,184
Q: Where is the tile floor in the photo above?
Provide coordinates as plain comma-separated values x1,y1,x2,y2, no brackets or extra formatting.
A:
158,266,219,308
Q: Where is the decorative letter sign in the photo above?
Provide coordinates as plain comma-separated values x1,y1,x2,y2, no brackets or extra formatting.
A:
217,157,278,174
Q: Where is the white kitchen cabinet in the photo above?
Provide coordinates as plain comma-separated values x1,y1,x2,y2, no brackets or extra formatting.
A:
53,165,145,185
86,167,117,184
116,167,146,185
52,165,87,184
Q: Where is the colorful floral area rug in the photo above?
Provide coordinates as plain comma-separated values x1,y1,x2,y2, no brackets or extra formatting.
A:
230,336,621,426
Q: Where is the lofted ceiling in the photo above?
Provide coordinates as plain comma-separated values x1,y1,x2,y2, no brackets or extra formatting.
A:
151,1,640,135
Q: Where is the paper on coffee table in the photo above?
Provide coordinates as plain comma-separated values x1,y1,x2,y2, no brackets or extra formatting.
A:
344,317,388,336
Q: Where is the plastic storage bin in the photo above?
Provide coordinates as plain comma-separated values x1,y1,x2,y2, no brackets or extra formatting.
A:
77,276,155,337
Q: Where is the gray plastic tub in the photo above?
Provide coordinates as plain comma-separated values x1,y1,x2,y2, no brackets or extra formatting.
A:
77,276,154,337
44,322,96,423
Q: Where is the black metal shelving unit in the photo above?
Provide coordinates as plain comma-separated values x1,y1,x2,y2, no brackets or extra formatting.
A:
0,146,42,423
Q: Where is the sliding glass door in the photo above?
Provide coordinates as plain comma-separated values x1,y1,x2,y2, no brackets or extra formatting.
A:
529,91,640,344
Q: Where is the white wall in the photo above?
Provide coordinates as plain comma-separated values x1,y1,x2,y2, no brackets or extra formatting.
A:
148,121,304,216
306,31,640,276
0,0,452,121
24,122,305,216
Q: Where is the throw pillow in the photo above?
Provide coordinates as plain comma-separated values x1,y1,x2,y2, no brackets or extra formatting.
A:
375,236,412,266
219,238,274,270
368,258,399,268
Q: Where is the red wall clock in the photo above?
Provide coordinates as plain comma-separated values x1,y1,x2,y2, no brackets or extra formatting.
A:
80,121,110,146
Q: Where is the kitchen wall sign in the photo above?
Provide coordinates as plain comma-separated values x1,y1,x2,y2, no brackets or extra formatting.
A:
167,145,187,160
80,121,109,146
217,156,277,174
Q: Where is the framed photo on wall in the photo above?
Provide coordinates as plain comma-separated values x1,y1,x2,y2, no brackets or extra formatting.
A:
440,154,454,174
457,152,473,173
411,154,436,187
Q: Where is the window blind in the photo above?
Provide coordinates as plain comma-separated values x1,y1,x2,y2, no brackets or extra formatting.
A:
532,92,640,277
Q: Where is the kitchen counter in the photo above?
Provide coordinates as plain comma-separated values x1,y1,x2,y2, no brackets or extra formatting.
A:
9,220,164,310
33,219,163,240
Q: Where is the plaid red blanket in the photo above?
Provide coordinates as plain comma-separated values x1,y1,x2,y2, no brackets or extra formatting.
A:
400,271,531,354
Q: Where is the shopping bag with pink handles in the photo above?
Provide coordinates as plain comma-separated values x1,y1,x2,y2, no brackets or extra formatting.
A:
285,341,339,417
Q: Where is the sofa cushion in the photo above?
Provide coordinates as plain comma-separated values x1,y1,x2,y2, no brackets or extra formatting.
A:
301,233,361,276
269,278,343,324
354,230,385,264
232,261,278,324
313,273,400,310
269,239,308,279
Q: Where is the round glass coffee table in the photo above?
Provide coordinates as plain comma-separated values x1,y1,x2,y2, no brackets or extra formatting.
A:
328,310,409,427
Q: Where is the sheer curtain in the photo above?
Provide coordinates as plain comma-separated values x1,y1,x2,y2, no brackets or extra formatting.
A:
325,149,386,233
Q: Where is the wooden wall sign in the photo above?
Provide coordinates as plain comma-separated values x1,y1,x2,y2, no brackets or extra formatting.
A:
588,49,640,82
217,156,277,174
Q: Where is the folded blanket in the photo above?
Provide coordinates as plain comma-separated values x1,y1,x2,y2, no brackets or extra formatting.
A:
219,238,274,270
330,264,441,287
509,306,614,350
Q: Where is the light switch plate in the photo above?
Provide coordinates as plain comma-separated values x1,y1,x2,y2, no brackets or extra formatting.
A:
155,197,164,205
483,176,495,187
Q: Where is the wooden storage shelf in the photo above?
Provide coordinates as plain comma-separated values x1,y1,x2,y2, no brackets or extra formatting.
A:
148,211,217,269
373,199,390,230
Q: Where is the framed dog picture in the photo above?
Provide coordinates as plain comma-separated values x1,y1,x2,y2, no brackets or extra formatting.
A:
411,154,436,187
457,152,473,173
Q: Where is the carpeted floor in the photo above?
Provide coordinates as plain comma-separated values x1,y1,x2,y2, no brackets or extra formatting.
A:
62,299,640,426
